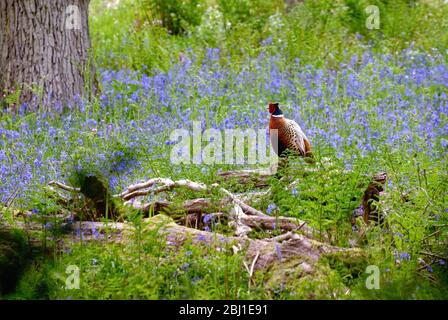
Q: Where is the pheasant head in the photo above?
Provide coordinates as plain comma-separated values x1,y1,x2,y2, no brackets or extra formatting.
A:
268,102,283,116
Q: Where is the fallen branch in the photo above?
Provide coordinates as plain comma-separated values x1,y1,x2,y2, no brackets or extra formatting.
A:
126,198,213,215
217,169,273,188
48,180,80,192
229,204,253,237
49,176,323,240
217,185,268,217
14,165,374,289
117,178,207,201
238,213,320,240
146,215,365,273
116,177,269,217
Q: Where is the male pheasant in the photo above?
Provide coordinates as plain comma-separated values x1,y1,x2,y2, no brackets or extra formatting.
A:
268,102,312,158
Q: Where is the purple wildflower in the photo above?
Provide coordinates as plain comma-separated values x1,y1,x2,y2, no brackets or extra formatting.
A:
275,243,283,261
266,204,277,215
181,263,190,271
400,252,411,261
203,214,212,224
44,222,53,230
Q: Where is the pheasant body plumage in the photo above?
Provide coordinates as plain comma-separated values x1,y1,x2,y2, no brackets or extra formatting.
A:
268,103,312,158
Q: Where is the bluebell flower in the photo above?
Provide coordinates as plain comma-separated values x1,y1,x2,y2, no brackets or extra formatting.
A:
203,214,212,224
91,224,101,240
261,36,273,46
181,262,190,271
275,243,282,261
400,252,410,261
1,48,446,225
266,204,277,215
44,222,53,230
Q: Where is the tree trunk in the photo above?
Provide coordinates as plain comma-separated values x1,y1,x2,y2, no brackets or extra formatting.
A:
0,0,96,112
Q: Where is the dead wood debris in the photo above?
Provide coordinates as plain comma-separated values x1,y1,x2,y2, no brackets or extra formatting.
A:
40,171,368,280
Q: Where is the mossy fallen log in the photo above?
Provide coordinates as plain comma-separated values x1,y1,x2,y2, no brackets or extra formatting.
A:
142,214,366,288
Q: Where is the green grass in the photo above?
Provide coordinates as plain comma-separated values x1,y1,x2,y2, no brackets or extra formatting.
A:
89,0,448,72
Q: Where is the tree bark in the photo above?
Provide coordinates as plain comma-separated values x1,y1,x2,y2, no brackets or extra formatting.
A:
0,0,96,111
